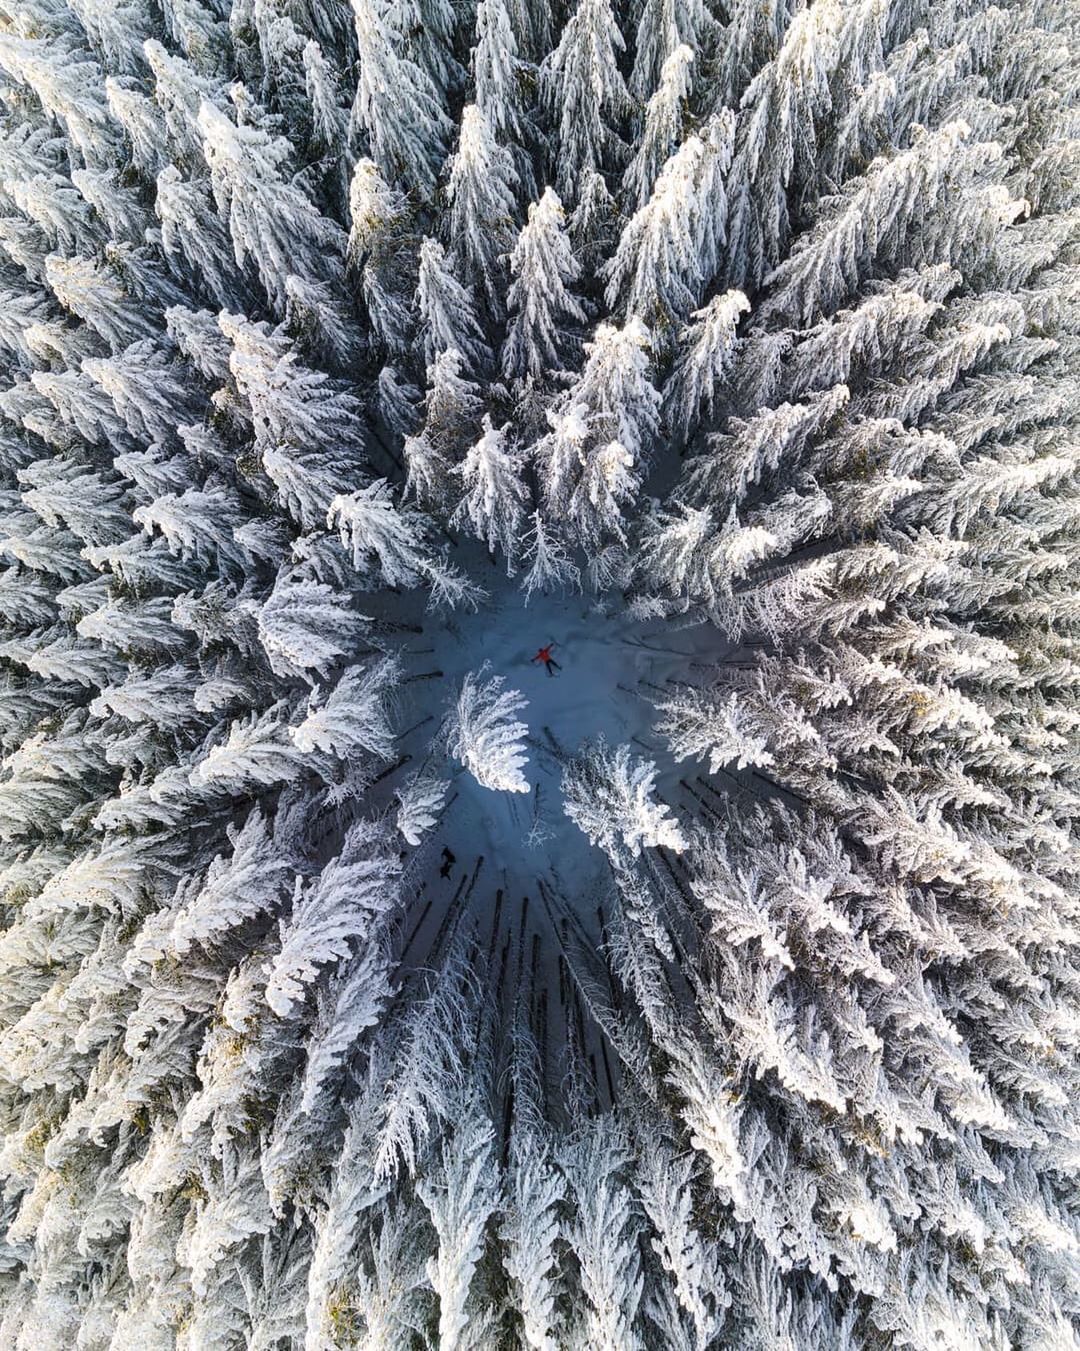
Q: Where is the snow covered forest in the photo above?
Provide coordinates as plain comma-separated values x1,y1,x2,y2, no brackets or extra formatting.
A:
0,0,1077,1341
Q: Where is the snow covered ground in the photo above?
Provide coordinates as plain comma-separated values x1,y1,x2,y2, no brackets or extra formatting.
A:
360,550,732,1105
400,562,720,878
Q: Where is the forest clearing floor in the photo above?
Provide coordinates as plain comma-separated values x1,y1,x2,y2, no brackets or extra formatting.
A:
362,547,733,1106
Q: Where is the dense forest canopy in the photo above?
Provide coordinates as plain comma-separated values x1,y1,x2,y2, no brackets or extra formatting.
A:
0,0,1076,1346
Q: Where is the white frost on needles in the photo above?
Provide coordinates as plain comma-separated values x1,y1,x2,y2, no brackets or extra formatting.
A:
447,667,531,794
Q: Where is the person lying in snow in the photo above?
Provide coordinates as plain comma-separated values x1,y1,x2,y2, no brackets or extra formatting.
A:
531,642,561,676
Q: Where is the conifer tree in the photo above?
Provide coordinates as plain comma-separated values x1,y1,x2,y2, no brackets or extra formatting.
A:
451,415,528,565
197,97,345,313
446,104,519,315
448,668,530,793
416,236,490,372
349,0,452,196
541,0,629,201
623,42,694,210
502,187,584,382
346,157,415,355
472,0,530,147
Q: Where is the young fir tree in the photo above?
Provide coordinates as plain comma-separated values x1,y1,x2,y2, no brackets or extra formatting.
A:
447,667,530,794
